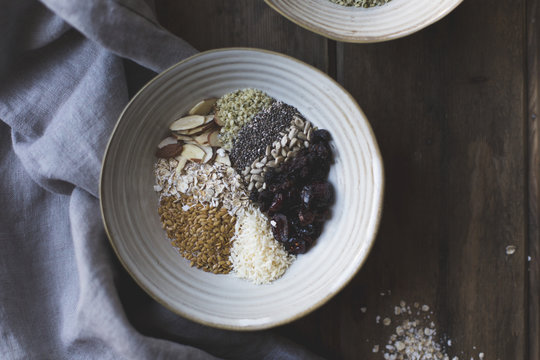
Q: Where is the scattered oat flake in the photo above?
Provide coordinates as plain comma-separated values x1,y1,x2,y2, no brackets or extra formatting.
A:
361,307,367,313
506,245,516,255
371,300,484,360
373,345,380,353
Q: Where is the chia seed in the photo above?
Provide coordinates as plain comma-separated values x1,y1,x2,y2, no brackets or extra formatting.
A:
230,101,303,173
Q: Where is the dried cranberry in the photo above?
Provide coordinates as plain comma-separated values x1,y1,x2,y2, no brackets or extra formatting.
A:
298,209,315,225
309,143,332,162
268,193,285,214
309,162,330,181
257,190,274,212
292,239,307,254
284,237,307,254
311,129,332,143
296,223,322,239
270,214,289,243
313,208,331,223
301,235,314,246
301,182,334,209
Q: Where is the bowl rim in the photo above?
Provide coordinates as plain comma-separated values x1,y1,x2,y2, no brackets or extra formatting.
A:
99,47,385,330
264,0,464,43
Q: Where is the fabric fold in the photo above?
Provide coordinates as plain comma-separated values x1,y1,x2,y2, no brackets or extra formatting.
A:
0,0,320,359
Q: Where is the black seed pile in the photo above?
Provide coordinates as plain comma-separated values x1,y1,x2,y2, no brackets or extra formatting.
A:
229,101,302,173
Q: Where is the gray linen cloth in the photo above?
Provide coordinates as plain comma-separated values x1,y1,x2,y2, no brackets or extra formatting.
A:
0,1,320,359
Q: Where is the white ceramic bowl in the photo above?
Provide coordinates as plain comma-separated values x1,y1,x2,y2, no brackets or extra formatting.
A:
265,0,463,43
100,48,384,330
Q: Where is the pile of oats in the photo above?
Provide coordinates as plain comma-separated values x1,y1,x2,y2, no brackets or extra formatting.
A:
154,158,249,215
369,300,484,360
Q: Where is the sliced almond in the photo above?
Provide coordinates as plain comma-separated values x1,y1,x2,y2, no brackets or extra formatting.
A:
181,143,206,163
157,136,178,149
209,146,219,163
188,98,218,116
203,114,215,124
169,115,206,131
174,134,193,141
193,130,213,146
174,122,216,136
214,113,225,126
155,143,183,158
175,156,188,174
215,153,231,166
207,130,221,147
198,145,214,164
182,139,200,146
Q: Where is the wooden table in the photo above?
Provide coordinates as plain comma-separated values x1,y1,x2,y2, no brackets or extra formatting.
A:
155,1,539,358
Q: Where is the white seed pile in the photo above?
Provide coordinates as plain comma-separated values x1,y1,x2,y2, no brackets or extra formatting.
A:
230,205,295,284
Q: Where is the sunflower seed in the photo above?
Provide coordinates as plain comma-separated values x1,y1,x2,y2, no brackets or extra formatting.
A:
307,128,313,141
288,127,298,140
281,135,288,147
303,121,311,133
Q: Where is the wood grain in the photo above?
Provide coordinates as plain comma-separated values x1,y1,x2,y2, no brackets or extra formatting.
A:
155,0,329,73
527,0,540,358
154,0,533,358
331,1,527,359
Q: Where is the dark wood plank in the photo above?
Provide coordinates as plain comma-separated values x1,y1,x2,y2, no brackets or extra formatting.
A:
527,0,540,358
155,0,329,73
310,1,526,359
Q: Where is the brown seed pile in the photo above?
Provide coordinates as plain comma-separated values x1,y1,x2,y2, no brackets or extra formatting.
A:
158,195,236,274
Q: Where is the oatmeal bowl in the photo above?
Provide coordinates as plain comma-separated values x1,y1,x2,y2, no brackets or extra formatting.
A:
100,48,383,330
265,0,463,43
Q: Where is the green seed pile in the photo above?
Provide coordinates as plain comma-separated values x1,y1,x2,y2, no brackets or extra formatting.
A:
216,88,273,150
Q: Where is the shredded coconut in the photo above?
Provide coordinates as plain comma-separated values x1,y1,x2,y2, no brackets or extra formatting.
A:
230,205,295,284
